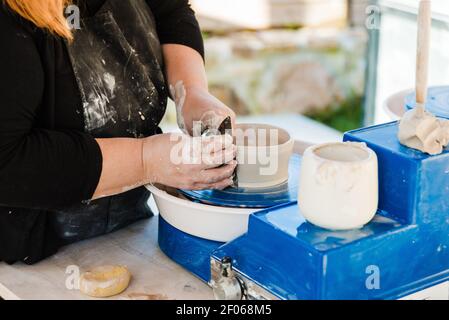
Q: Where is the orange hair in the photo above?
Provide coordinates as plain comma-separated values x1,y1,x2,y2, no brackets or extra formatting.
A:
5,0,73,40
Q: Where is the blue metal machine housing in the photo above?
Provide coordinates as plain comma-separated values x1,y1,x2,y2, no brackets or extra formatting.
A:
158,122,449,300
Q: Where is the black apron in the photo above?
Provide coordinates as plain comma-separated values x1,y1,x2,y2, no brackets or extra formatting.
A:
50,0,168,243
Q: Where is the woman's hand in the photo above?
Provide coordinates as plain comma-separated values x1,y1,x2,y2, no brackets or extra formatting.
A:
186,86,236,136
143,133,237,190
172,83,236,136
162,44,236,136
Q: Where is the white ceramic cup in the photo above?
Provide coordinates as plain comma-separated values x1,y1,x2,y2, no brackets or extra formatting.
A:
235,124,294,189
298,142,378,230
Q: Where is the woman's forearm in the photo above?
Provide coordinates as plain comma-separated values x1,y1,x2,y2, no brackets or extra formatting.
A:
92,133,238,198
92,138,147,199
92,45,207,199
162,44,236,135
92,44,216,200
162,43,208,91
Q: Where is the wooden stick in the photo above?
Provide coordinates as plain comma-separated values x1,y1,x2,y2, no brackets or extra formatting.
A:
416,0,432,107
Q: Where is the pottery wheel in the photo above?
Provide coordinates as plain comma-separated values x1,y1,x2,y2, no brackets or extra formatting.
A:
405,86,449,118
180,154,300,208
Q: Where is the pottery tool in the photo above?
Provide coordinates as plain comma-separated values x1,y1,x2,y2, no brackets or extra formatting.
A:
200,116,232,137
201,116,239,187
415,0,432,111
219,116,239,187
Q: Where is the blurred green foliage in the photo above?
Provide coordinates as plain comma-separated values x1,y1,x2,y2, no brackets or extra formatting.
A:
306,94,364,133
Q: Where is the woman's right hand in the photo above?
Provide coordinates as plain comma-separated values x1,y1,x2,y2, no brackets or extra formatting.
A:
143,133,237,190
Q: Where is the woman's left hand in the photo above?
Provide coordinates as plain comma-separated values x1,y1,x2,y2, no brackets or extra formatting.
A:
174,84,236,136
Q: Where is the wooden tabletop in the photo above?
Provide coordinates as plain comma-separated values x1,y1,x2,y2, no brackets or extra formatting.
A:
0,215,213,300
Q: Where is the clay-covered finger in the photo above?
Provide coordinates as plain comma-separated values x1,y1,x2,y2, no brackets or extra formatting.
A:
196,161,237,184
191,177,234,191
202,145,237,167
201,134,234,154
210,178,235,190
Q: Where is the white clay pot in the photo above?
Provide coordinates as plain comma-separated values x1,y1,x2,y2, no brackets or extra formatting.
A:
235,124,294,188
298,142,378,230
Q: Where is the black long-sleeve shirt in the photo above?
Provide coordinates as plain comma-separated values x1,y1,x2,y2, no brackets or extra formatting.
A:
0,0,203,263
